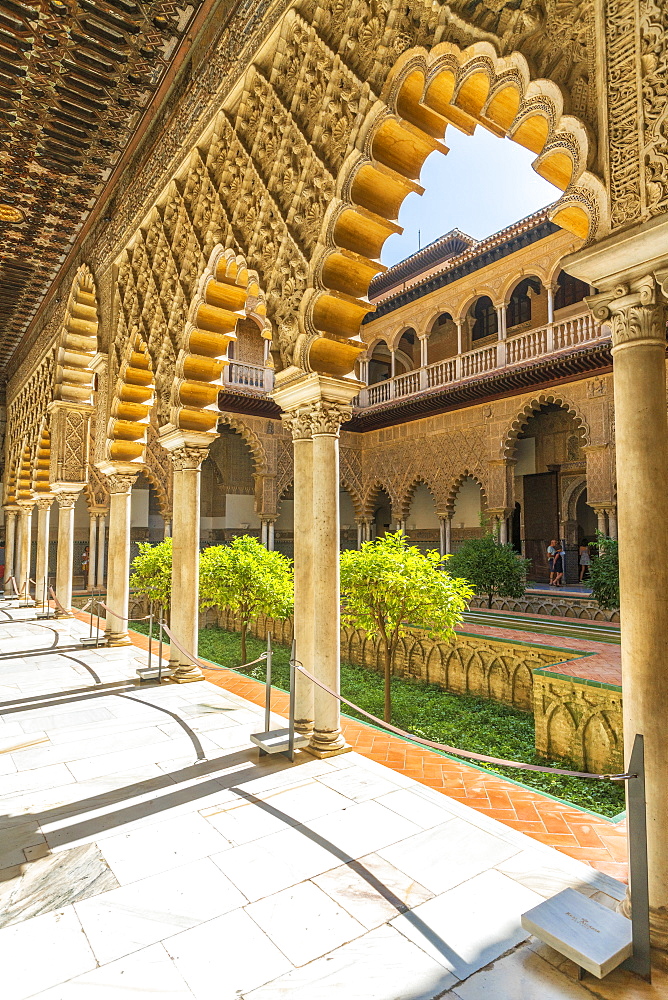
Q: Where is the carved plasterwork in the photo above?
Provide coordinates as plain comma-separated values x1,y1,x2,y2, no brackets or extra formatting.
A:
105,474,138,495
170,447,210,472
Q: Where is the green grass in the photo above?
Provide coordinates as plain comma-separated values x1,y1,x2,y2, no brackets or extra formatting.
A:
134,622,625,819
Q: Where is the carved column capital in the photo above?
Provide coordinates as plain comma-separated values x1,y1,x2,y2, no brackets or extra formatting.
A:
34,496,54,511
309,400,352,437
104,474,137,495
55,492,81,509
16,500,34,512
282,410,312,441
169,446,209,471
587,276,668,349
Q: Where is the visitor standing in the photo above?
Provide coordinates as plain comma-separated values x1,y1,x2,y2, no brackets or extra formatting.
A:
579,539,591,582
552,544,564,587
547,538,557,585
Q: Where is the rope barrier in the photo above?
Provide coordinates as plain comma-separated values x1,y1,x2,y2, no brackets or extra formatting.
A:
48,586,68,616
91,607,623,782
293,664,621,782
97,601,156,624
160,622,268,671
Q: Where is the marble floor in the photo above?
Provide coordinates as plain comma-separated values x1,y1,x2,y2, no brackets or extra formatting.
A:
0,604,664,999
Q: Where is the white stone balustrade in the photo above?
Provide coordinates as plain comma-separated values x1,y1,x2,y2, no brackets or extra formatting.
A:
223,361,274,392
354,310,608,409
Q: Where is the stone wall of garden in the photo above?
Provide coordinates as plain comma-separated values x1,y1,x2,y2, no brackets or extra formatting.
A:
202,605,623,775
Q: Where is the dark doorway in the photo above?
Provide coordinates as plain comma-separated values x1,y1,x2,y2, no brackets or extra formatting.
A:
511,502,521,553
523,472,559,580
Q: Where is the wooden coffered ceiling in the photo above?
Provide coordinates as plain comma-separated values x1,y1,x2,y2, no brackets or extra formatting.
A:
0,0,212,378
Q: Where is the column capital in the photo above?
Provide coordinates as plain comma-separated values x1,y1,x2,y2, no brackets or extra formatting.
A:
3,505,20,515
281,410,313,441
54,491,81,509
169,446,210,471
587,276,668,350
104,474,137,495
310,399,353,437
16,499,35,512
34,496,54,511
160,428,213,470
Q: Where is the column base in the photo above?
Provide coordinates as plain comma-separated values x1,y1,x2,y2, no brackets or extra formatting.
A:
106,633,132,646
172,665,204,683
54,610,74,619
306,736,353,759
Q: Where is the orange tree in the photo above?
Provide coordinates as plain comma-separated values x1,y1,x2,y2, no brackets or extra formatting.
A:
340,532,473,723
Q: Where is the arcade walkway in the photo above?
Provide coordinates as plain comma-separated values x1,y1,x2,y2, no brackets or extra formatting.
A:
0,610,664,999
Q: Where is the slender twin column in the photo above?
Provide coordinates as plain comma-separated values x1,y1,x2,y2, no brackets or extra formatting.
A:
284,410,315,738
103,474,137,643
96,513,107,588
275,373,360,757
16,502,34,599
167,445,210,682
438,514,452,556
260,519,276,550
4,508,17,595
34,497,53,607
87,512,98,591
54,491,81,615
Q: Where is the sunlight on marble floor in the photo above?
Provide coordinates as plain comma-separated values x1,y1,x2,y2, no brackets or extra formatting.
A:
0,605,664,999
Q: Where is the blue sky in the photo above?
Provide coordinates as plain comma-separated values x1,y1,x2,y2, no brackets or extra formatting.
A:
381,126,561,267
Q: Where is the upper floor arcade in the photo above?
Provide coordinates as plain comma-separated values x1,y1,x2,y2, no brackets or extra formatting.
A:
354,210,610,414
219,210,612,426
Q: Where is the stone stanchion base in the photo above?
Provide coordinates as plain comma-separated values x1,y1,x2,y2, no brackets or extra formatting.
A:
306,742,353,759
172,666,204,683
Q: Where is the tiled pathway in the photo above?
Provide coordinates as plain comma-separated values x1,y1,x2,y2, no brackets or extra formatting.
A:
1,606,663,999
119,624,629,884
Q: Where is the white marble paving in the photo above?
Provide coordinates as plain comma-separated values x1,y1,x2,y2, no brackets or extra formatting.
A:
0,611,629,1000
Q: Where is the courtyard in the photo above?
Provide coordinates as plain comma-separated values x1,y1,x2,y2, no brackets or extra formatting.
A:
0,602,663,999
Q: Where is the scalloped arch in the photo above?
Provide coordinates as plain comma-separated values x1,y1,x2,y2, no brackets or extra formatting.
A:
32,417,51,495
107,333,155,465
445,470,488,513
54,265,99,405
361,480,398,520
303,40,608,379
171,246,269,434
398,476,440,520
501,393,591,459
216,413,268,476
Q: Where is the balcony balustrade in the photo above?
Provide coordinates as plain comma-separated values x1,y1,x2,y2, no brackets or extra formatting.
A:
223,361,274,392
355,310,609,409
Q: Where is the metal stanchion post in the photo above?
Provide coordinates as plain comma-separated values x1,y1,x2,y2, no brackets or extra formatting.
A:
288,639,296,762
157,605,163,683
264,632,272,734
147,599,153,677
618,734,651,982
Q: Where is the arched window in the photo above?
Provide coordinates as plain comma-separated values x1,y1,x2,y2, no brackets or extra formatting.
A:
471,296,498,341
506,277,541,328
554,270,591,310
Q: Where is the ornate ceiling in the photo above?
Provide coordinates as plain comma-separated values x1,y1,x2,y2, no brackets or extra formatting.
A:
0,0,205,376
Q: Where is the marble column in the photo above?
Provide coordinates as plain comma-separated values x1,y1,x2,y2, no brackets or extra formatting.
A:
267,520,275,551
103,474,137,643
499,516,508,545
34,497,52,608
586,272,668,948
54,492,80,615
607,507,618,540
445,515,452,555
283,410,315,738
16,502,34,599
594,507,608,537
438,517,446,557
87,512,97,591
96,513,107,589
309,398,353,756
163,518,171,539
161,438,213,682
4,508,17,595
261,521,268,547
274,373,360,755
